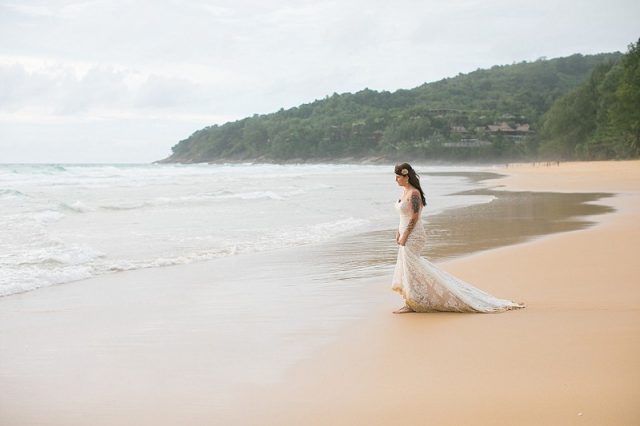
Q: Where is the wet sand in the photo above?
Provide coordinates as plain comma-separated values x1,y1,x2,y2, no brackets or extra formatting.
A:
322,183,614,279
1,161,639,425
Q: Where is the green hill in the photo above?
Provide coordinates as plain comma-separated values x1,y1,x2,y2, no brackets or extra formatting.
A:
539,39,640,160
159,51,624,163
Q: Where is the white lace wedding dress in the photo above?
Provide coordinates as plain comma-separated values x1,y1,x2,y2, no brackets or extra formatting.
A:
391,197,525,313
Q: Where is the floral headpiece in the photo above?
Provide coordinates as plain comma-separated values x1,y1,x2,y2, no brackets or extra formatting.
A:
400,168,409,176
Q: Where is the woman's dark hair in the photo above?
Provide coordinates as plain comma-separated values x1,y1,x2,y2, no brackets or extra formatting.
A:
395,163,426,206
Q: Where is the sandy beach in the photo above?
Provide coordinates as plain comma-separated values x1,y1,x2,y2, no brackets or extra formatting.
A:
221,160,639,426
1,160,639,425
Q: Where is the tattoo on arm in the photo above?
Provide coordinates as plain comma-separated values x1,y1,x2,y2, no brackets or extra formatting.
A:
404,218,417,238
410,193,421,214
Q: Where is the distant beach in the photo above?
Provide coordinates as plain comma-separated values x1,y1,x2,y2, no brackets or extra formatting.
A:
1,161,638,425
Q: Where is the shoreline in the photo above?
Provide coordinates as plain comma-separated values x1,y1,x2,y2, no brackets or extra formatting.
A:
1,160,638,425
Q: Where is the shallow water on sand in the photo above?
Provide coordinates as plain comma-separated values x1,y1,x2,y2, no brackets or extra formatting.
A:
307,172,615,281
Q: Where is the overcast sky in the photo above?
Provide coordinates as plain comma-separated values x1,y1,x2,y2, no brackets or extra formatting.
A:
1,0,638,163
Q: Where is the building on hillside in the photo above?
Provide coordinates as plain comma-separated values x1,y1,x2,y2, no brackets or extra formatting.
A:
485,122,531,135
481,122,533,144
487,122,514,133
450,126,468,134
442,139,491,148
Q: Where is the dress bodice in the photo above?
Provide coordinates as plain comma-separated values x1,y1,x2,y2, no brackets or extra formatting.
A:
395,197,424,235
395,197,419,217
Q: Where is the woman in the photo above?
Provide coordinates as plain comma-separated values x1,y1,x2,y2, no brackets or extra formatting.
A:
391,163,525,314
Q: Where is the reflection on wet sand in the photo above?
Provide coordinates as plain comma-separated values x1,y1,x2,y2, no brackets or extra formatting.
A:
314,172,614,280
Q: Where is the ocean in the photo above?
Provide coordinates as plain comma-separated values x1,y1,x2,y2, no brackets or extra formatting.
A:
0,163,495,297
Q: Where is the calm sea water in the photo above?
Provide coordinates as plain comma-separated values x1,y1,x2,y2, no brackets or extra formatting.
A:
0,163,495,297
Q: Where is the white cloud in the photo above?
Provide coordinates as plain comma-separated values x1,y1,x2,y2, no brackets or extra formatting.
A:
0,61,227,116
2,2,59,17
2,0,106,21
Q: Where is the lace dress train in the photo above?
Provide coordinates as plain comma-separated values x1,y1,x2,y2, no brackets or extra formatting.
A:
391,198,524,313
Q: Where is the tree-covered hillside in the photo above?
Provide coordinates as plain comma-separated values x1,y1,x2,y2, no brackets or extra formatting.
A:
539,39,640,160
160,52,623,163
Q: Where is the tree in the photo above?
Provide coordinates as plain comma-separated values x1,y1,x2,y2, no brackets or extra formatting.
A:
611,38,640,156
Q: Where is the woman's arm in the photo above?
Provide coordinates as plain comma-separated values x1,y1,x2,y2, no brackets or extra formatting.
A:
398,191,421,246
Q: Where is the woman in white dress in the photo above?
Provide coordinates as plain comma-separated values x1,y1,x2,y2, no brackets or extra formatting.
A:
391,163,525,314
